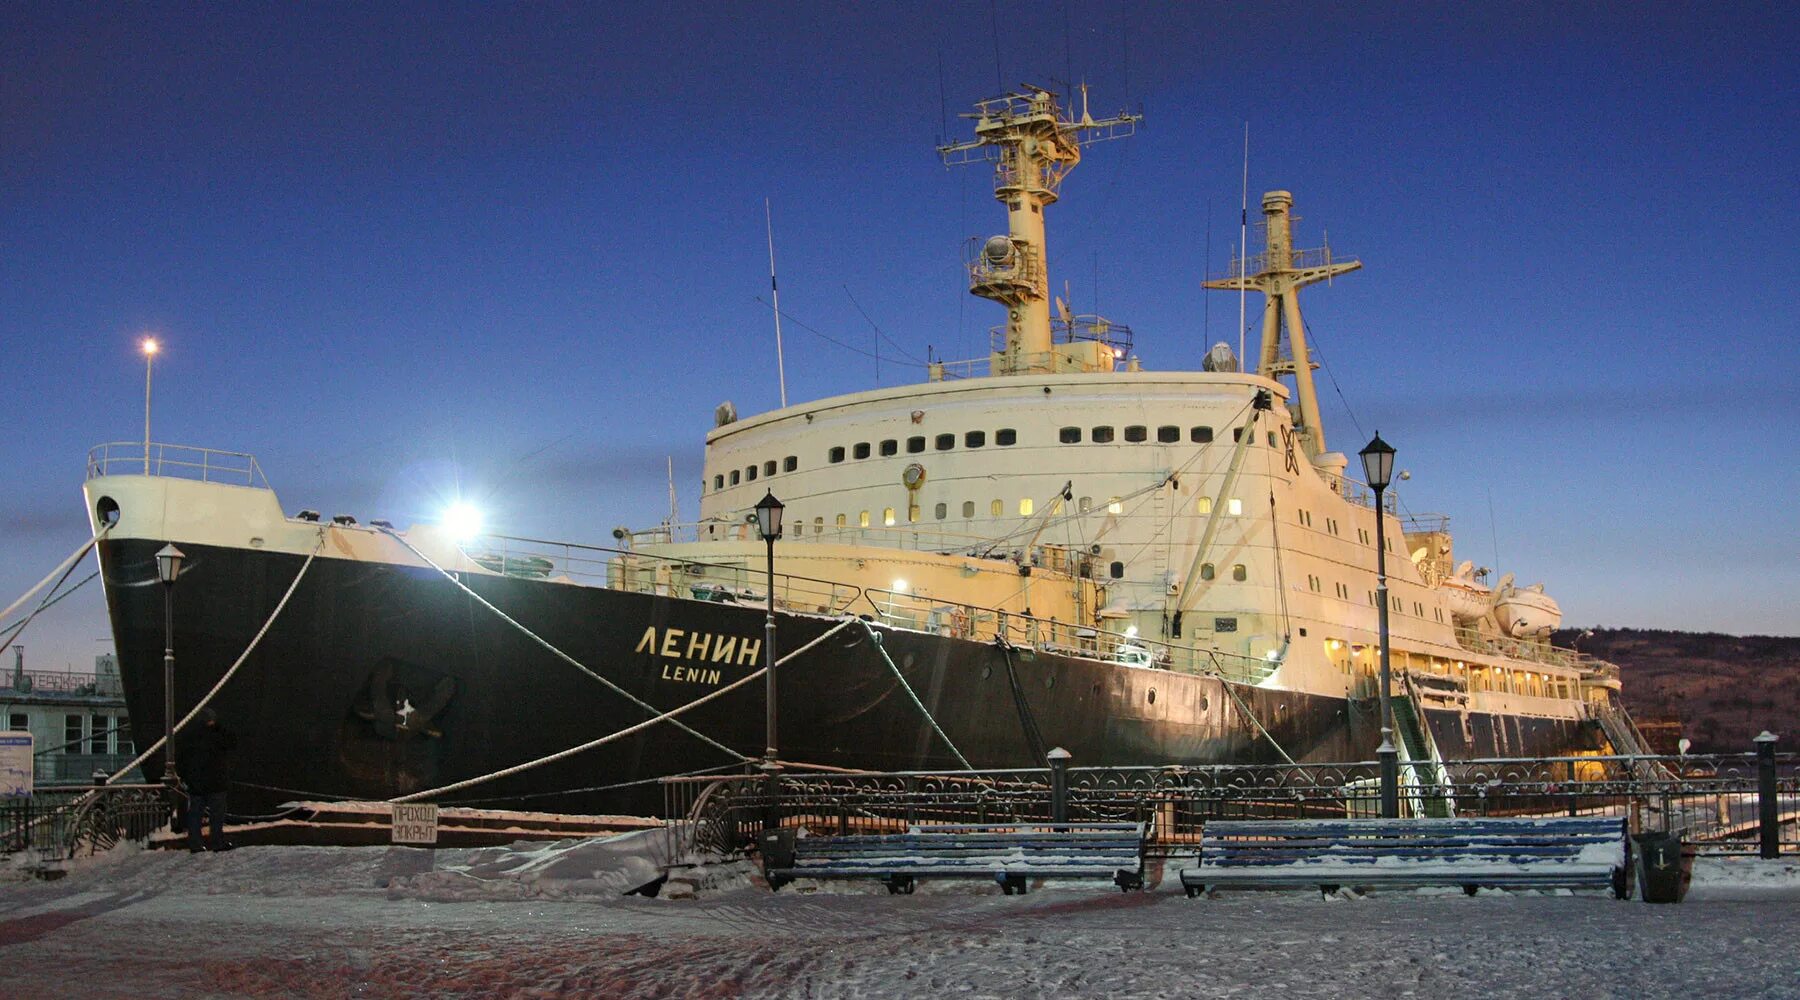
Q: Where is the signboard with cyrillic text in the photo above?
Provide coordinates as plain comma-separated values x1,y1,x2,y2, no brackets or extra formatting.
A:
0,733,33,798
391,802,439,844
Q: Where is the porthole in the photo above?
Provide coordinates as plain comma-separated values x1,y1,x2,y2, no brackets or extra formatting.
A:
1147,688,1157,704
784,456,798,472
853,442,871,460
880,439,898,457
965,430,985,448
935,433,955,451
1124,425,1147,443
1157,426,1180,443
1199,695,1209,713
1191,426,1213,443
829,446,845,464
95,496,120,526
907,436,926,453
1059,427,1081,444
1044,674,1056,690
763,460,776,476
996,428,1017,446
981,665,993,680
1091,426,1115,443
1109,561,1124,579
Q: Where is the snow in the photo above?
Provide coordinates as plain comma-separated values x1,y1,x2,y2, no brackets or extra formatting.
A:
3,843,1797,998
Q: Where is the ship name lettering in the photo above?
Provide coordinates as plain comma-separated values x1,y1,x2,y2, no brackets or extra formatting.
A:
661,663,724,686
711,637,737,663
634,627,760,668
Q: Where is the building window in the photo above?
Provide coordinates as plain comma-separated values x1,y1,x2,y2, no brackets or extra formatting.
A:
853,442,871,460
965,430,985,448
990,499,1003,517
1157,425,1181,443
1059,427,1081,444
65,714,82,749
962,501,975,518
935,433,955,451
1110,561,1125,579
1232,564,1247,582
1191,426,1213,443
8,713,25,731
1091,426,1115,443
879,439,898,457
713,475,724,491
1107,497,1123,514
1124,425,1147,443
907,436,926,453
829,446,845,464
1200,563,1215,581
784,456,798,473
746,465,758,481
763,460,776,477
730,470,741,486
116,723,132,756
996,428,1017,446
883,507,896,526
859,510,870,527
89,715,108,754
1227,498,1243,516
935,503,947,520
1196,496,1212,515
1019,498,1034,516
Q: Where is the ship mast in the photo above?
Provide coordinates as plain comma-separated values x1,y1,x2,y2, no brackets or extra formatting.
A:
939,86,1140,375
1203,192,1359,457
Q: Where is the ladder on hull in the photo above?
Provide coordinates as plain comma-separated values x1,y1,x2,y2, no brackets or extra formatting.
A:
1394,676,1454,818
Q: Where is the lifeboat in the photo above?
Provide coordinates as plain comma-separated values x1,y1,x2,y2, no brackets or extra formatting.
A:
1436,561,1493,623
1494,576,1562,638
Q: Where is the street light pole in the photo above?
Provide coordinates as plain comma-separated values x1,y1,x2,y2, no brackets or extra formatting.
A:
141,338,159,474
155,544,185,785
753,492,785,761
1360,433,1398,819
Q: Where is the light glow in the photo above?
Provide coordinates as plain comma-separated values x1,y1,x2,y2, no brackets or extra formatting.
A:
443,502,484,541
141,337,160,356
892,579,908,593
1124,625,1139,638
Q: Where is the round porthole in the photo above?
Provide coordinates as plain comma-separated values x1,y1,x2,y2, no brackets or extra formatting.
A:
981,665,992,680
1147,688,1157,704
1199,695,1209,713
95,496,120,526
1043,674,1055,690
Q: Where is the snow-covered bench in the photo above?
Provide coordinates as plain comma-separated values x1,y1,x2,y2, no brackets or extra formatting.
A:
767,822,1148,895
1179,817,1631,899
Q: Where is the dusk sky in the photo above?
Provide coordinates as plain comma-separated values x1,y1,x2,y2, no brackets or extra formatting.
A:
3,3,1795,672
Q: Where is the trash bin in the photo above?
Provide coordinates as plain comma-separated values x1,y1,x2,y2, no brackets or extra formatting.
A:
758,828,796,875
1633,831,1683,904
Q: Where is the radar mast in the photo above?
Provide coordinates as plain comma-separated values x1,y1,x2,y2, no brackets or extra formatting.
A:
1203,192,1359,457
939,86,1140,375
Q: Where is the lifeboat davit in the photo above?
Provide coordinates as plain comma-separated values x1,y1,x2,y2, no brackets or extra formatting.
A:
1494,575,1562,638
1437,561,1492,623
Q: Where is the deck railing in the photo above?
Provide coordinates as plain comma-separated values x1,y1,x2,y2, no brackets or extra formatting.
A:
86,442,269,489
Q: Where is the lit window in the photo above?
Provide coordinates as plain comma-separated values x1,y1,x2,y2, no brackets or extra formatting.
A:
1019,498,1034,516
1107,497,1123,514
880,439,898,457
1196,496,1212,515
835,514,846,527
965,430,985,448
934,503,947,520
1124,425,1147,443
1232,564,1247,582
935,433,955,451
907,436,926,453
1091,426,1115,443
853,442,871,460
991,499,1003,517
1191,426,1213,443
859,510,870,527
962,501,975,518
784,456,798,472
883,507,896,526
996,429,1017,446
829,447,845,464
908,505,920,522
1227,498,1243,516
1200,563,1215,581
1060,427,1081,444
1157,426,1180,443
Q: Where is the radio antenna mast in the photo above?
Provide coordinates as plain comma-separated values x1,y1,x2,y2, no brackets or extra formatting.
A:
1238,123,1249,367
764,198,788,407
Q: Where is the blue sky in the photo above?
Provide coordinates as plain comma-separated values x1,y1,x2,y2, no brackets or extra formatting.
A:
3,2,1796,671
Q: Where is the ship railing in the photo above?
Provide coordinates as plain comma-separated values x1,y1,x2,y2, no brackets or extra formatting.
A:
1335,477,1399,514
85,441,270,489
1212,246,1359,282
857,586,1278,684
1450,625,1617,677
668,746,1800,858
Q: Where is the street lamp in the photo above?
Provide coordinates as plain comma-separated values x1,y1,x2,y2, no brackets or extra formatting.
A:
1359,432,1398,818
155,543,185,784
753,492,784,762
141,338,160,474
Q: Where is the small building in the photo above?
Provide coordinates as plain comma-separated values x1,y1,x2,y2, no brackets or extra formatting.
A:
1,647,142,786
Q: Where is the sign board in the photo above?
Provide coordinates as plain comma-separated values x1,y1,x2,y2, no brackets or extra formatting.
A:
0,733,33,798
391,802,439,845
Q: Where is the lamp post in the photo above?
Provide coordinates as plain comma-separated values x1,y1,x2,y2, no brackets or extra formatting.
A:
1359,432,1398,818
753,492,785,761
155,544,185,785
141,338,159,474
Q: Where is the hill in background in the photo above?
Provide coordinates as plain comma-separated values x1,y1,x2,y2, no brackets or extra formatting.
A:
1554,628,1799,753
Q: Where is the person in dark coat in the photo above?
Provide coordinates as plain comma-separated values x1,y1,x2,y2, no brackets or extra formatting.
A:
176,708,237,852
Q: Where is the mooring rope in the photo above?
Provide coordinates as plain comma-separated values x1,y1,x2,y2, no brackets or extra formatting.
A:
858,620,972,769
0,523,109,627
1207,651,1300,768
107,529,326,784
389,617,861,803
377,526,750,764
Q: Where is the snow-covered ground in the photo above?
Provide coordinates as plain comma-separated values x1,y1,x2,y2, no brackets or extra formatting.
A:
3,839,1798,999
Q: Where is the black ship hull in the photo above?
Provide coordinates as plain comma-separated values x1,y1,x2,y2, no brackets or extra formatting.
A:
99,537,1606,817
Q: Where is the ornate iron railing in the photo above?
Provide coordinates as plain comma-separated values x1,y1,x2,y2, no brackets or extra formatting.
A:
1,784,171,862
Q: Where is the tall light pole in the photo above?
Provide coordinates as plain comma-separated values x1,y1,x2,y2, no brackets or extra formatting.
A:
141,338,160,474
753,491,785,761
1360,432,1398,818
155,544,185,785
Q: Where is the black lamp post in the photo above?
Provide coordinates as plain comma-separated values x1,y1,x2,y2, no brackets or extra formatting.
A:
1359,433,1397,818
753,492,785,762
155,543,185,785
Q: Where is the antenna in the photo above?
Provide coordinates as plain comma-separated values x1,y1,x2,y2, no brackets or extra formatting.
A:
667,456,677,525
764,198,788,408
1237,122,1249,367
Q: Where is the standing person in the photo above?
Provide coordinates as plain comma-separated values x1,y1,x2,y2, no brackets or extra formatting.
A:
176,708,237,852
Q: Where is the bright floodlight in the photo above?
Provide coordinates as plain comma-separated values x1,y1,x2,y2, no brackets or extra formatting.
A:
443,502,484,541
892,579,908,593
141,337,160,356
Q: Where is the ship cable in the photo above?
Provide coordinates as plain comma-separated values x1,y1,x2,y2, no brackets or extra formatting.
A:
0,521,111,636
107,528,327,784
389,617,862,804
858,620,973,769
995,636,1050,764
0,570,97,651
1261,444,1295,655
1206,650,1301,768
378,525,749,764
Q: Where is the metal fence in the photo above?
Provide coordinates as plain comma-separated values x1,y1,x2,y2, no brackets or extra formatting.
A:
1,785,171,863
665,746,1800,861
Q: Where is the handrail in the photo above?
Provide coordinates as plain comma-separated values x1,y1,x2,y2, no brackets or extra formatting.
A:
85,442,269,489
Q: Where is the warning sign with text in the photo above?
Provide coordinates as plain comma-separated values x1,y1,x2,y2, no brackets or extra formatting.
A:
391,802,439,845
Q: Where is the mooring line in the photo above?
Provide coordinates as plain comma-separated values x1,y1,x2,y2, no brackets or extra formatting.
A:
860,620,972,770
390,617,861,803
0,523,110,627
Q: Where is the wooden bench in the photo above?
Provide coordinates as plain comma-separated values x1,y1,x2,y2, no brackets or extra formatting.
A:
1179,817,1630,899
767,822,1148,895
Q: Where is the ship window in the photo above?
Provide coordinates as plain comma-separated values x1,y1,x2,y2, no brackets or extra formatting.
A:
1200,563,1215,581
1078,496,1091,512
935,433,955,451
1147,688,1156,704
1060,426,1082,443
1107,497,1123,514
908,504,920,522
883,507,896,526
907,436,926,453
853,442,871,460
1110,561,1124,579
793,522,803,536
1232,564,1247,582
1227,498,1243,516
730,470,741,486
1196,496,1212,515
763,460,776,477
1157,425,1181,443
813,516,823,530
835,514,846,527
785,456,797,472
1124,425,1147,442
965,430,985,448
962,501,975,518
859,510,870,527
745,465,757,481
997,428,1017,446
991,499,1003,517
1091,426,1115,443
1233,427,1246,442
935,503,947,520
713,475,724,491
829,446,845,464
1267,431,1278,447
1191,426,1213,443
880,439,898,456
1019,498,1034,516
